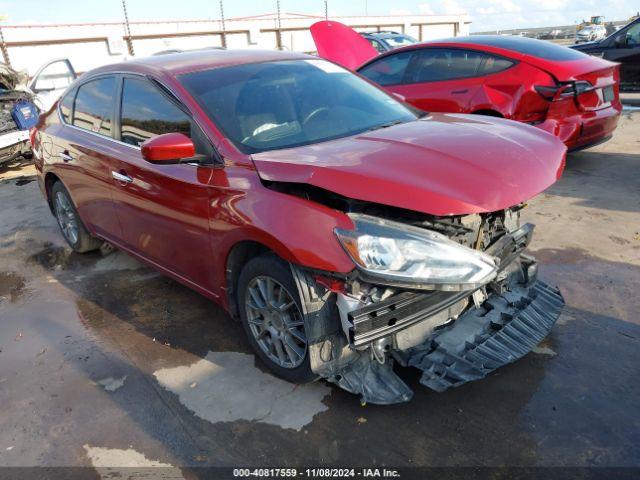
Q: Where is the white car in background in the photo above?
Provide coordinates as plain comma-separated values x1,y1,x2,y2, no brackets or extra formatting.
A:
0,59,76,166
575,25,607,43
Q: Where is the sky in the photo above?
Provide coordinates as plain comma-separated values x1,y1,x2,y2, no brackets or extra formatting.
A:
2,0,639,32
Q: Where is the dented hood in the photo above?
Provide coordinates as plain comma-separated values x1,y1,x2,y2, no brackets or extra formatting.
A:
251,114,566,216
310,20,378,70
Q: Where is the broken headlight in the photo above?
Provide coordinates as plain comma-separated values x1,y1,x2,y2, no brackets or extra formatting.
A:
335,214,497,290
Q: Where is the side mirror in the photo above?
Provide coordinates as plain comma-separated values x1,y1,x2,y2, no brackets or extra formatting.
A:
614,35,627,47
141,133,196,164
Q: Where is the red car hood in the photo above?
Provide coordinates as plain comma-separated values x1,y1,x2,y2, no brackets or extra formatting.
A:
310,20,378,70
251,114,567,216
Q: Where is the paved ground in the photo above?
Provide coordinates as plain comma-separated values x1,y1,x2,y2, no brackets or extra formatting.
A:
0,113,639,476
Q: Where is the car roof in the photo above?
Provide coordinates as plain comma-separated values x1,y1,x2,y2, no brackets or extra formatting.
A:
362,31,406,39
87,49,313,78
362,35,588,65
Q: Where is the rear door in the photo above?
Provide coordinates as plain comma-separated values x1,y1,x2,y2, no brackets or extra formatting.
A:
109,74,216,290
49,76,122,240
359,48,486,113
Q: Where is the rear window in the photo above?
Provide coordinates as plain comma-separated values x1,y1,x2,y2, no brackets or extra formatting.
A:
480,55,515,75
72,77,116,137
444,35,588,61
407,48,486,83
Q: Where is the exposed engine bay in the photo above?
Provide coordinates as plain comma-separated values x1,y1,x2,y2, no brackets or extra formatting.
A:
285,194,564,404
0,64,38,165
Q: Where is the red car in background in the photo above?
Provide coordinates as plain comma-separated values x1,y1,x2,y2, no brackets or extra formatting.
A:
311,21,622,151
32,50,566,404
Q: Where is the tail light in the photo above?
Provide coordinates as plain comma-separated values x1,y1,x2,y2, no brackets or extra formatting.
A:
535,81,593,101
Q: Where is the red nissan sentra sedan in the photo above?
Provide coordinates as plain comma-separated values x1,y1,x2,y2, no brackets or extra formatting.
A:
311,21,622,151
32,50,566,404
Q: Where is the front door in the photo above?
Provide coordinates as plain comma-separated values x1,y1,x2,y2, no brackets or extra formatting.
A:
605,21,640,91
109,75,217,291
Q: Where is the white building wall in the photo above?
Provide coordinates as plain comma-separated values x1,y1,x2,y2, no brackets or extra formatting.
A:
1,13,471,76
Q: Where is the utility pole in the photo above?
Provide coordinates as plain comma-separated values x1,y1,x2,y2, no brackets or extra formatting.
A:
275,0,283,49
0,14,10,67
219,0,227,48
324,1,328,20
0,25,10,67
121,0,134,56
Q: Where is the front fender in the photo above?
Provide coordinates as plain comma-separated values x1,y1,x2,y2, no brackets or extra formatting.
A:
208,165,356,298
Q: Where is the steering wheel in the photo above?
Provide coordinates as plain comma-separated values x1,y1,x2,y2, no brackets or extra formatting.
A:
302,107,331,126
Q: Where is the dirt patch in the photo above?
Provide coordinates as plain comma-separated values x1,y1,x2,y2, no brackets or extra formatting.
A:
28,243,97,271
0,271,25,302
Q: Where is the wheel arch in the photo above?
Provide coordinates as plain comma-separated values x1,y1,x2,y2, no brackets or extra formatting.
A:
224,240,275,320
44,172,62,213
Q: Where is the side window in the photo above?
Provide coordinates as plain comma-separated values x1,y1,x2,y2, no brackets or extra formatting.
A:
59,89,75,124
480,55,515,75
73,77,116,137
358,51,414,86
407,49,487,83
120,77,191,147
625,22,640,45
368,39,386,54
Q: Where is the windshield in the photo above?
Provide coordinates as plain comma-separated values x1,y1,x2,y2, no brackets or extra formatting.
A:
179,59,416,154
385,35,417,47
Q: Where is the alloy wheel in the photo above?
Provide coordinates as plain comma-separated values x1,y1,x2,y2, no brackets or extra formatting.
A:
245,275,307,369
54,191,79,245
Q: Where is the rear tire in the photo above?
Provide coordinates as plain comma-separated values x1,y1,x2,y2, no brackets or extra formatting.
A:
51,181,103,253
237,254,315,384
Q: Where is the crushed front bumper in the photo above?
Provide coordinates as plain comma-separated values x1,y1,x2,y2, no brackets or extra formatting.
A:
399,279,563,392
295,226,565,405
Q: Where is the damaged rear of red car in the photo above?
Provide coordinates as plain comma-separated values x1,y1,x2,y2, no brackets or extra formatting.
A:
311,21,622,151
34,51,567,404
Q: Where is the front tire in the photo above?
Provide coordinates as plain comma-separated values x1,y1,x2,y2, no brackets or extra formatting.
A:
51,181,103,253
237,254,315,383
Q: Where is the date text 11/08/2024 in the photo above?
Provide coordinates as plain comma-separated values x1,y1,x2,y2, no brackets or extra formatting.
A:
232,468,401,478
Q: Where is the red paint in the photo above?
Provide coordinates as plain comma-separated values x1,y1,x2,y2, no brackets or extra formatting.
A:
310,21,378,70
311,21,622,150
141,133,195,163
33,50,565,314
252,114,566,216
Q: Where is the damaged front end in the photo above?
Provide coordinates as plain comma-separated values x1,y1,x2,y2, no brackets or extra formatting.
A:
292,207,564,404
0,63,38,165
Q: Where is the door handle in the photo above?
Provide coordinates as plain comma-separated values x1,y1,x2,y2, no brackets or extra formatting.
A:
451,89,469,94
112,171,134,184
59,151,73,162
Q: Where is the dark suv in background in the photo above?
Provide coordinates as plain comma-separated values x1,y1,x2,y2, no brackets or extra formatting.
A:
571,17,640,91
360,31,417,53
